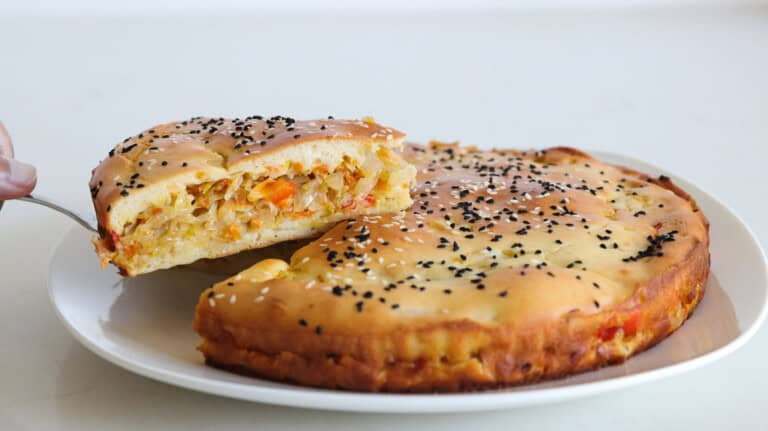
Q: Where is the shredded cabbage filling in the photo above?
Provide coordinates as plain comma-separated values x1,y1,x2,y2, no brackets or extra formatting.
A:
105,154,409,261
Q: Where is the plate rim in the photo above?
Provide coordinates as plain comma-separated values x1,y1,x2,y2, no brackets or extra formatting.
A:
46,150,768,413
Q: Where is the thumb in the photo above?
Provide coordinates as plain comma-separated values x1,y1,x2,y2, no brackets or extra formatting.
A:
0,156,37,200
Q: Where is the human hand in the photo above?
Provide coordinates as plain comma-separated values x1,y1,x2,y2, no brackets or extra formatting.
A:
0,120,37,201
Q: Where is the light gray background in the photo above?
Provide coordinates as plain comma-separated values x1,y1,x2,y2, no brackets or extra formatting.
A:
1,4,767,430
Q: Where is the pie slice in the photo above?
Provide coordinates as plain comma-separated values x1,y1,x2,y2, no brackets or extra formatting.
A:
89,116,415,276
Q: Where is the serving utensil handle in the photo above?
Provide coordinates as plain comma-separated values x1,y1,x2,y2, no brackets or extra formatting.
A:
16,194,98,233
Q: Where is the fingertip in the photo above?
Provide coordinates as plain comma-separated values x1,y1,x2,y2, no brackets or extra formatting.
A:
0,156,37,199
0,121,12,158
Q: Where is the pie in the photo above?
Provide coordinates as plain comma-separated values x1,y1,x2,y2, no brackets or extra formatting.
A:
193,142,710,392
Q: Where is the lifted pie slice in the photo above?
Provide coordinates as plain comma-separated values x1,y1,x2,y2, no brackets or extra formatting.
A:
89,116,415,276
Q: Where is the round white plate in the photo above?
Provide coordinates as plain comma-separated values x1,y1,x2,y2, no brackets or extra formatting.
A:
48,152,768,413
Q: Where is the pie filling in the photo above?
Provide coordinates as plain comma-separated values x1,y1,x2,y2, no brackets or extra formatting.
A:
97,153,413,269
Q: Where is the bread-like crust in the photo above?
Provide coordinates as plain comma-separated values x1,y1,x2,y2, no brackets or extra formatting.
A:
89,116,412,275
193,143,710,392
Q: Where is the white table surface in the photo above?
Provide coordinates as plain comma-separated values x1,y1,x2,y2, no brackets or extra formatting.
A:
1,6,767,430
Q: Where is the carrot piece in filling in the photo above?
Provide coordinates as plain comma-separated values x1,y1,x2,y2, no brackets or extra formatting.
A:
263,178,295,207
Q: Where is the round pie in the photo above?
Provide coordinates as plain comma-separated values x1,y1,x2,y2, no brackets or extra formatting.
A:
193,142,710,392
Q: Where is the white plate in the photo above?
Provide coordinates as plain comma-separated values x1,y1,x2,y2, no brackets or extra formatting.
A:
48,152,768,413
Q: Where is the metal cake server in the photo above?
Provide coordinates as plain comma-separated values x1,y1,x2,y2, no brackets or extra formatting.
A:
15,194,98,232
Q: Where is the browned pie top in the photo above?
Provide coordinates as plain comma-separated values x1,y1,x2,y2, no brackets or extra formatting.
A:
89,116,405,231
201,143,708,334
